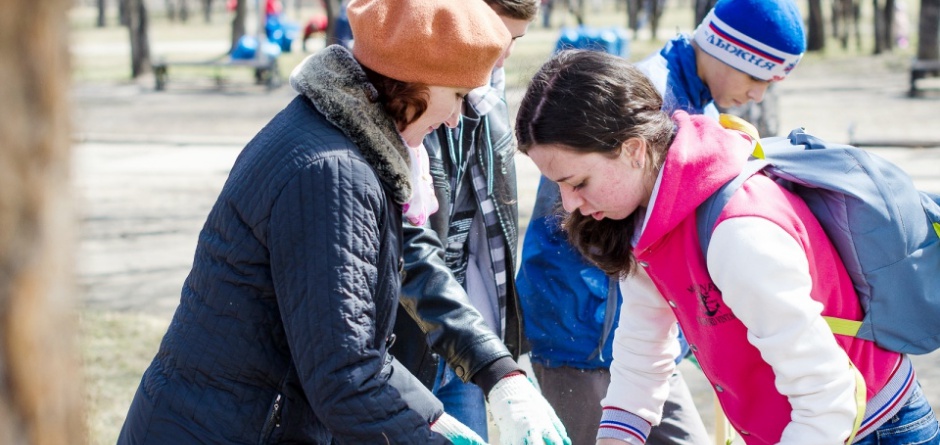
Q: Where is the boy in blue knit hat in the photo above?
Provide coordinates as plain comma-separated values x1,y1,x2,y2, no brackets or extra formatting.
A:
517,0,806,443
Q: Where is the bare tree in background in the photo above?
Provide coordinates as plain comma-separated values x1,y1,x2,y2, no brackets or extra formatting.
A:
566,0,586,26
0,0,85,444
97,0,107,27
873,0,899,53
807,0,826,51
231,0,247,52
202,0,215,23
832,0,862,50
166,0,191,22
322,0,342,46
646,0,664,40
626,0,642,38
694,0,716,26
624,0,664,40
120,0,130,26
918,0,940,60
127,0,152,77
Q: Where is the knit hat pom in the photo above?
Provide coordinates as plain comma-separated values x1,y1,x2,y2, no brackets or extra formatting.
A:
693,0,806,81
347,0,512,89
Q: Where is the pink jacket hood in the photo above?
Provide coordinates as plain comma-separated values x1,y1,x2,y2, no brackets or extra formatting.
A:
636,111,750,250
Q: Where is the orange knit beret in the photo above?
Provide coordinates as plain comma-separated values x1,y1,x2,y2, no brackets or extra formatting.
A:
347,0,511,89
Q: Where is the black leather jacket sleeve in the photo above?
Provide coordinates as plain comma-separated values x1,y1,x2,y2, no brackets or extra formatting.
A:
399,222,519,386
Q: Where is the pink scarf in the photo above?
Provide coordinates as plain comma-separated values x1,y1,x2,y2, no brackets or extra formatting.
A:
401,140,439,226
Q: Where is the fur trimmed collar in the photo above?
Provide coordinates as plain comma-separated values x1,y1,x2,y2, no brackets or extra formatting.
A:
288,45,412,204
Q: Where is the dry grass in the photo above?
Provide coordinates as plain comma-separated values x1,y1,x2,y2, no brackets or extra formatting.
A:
80,311,168,445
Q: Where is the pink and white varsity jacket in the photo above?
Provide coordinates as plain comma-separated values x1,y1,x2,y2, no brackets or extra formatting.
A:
598,112,914,445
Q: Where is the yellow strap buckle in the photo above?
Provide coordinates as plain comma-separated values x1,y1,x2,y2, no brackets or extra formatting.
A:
718,113,765,159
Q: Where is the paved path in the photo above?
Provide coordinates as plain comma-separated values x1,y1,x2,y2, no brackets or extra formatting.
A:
73,51,940,440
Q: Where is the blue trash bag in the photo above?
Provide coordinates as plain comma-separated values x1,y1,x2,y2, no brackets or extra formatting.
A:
232,36,281,60
554,26,630,58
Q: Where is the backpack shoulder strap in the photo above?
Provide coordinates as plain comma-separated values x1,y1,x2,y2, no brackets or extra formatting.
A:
696,160,767,256
696,114,769,257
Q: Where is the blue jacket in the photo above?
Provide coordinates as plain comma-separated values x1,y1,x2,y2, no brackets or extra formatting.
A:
517,34,710,369
117,46,450,445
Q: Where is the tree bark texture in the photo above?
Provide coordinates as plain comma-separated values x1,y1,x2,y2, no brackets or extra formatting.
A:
808,0,827,51
873,0,888,53
322,0,341,46
918,0,940,60
626,0,641,38
0,0,85,444
96,0,106,27
202,0,214,23
693,0,716,28
127,0,151,78
832,0,862,50
231,0,247,53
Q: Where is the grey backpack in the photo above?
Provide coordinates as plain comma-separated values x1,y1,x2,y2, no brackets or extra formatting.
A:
697,124,940,354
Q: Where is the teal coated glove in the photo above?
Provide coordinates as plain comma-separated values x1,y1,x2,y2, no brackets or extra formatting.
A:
430,412,487,445
488,374,572,445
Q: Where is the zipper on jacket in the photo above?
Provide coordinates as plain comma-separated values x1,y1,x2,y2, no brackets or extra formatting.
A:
258,393,283,445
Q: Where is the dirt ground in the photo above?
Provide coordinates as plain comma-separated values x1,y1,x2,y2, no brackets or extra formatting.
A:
72,41,940,443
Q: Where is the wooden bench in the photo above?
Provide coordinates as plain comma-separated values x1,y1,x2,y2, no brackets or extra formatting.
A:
909,58,940,97
153,53,281,91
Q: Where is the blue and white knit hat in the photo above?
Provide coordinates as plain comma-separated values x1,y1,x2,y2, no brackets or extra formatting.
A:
693,0,806,81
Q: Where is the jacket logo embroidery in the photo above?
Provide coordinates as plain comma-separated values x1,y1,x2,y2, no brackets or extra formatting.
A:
688,283,737,326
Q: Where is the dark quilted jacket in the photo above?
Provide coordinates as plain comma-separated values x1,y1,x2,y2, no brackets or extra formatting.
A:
117,45,449,445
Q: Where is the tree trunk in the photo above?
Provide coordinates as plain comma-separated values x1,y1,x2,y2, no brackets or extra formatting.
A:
569,0,585,26
807,0,826,51
626,0,641,38
119,0,130,26
884,0,896,50
833,0,851,49
693,0,717,27
203,0,214,23
230,0,247,52
127,0,152,78
873,0,887,53
322,0,341,46
166,0,177,21
0,1,85,444
648,0,664,40
918,0,940,60
97,0,106,27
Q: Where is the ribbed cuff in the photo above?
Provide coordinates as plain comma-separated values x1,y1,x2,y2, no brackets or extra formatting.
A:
597,407,650,444
474,357,523,396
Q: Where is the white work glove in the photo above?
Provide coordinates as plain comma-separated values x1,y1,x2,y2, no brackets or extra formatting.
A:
430,412,487,445
488,374,571,445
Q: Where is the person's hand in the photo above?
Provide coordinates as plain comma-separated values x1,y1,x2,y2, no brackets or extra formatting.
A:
596,439,631,445
488,374,571,445
430,412,487,444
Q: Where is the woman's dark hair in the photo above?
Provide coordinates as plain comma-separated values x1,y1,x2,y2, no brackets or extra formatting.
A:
361,65,429,130
515,49,675,278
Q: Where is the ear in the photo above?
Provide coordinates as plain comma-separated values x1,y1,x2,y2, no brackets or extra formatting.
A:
620,137,646,166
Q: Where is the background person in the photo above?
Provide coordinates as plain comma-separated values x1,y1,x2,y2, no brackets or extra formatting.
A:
516,48,938,445
116,0,512,443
